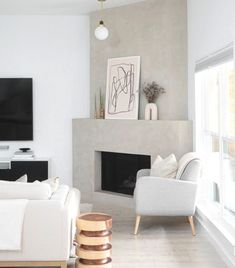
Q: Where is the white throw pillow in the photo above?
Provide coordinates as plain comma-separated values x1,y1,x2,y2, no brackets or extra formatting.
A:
0,181,52,200
34,177,60,194
16,174,28,183
150,154,178,178
42,177,60,193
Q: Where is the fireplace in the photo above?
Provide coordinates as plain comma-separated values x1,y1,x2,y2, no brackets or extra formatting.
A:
73,119,193,203
101,152,151,196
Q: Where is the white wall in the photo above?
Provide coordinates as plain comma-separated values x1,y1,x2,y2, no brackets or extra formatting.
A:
188,0,235,125
0,15,90,186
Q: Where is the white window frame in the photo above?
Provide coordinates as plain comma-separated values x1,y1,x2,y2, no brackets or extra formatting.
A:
195,46,235,227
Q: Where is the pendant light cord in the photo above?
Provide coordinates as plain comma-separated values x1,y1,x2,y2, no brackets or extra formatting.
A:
99,0,105,25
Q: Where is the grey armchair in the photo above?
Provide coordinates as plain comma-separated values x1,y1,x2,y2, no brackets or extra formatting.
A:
134,153,202,236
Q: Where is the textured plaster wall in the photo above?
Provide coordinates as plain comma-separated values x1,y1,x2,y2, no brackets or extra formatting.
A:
90,0,188,120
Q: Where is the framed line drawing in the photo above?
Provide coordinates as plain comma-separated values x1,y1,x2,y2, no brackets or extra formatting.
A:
105,56,140,119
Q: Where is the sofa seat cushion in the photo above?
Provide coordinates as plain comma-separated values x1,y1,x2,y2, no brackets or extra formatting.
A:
0,181,52,200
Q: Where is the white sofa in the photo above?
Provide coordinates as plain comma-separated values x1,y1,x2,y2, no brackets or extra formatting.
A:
0,184,80,268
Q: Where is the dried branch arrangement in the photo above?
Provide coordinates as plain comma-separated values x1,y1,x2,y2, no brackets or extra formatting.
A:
95,88,105,119
143,81,165,103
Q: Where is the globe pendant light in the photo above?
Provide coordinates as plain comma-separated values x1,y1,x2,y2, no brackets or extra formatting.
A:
95,0,109,41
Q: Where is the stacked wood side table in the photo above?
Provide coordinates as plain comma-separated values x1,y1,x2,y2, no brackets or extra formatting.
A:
76,213,112,268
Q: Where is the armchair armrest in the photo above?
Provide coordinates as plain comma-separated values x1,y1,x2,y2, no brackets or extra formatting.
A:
134,176,198,216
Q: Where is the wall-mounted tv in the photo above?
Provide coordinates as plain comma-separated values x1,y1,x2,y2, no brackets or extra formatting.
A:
0,78,33,141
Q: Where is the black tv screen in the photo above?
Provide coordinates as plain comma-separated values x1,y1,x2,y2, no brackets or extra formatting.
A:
0,78,33,141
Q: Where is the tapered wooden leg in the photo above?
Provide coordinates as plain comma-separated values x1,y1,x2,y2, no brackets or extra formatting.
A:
61,261,67,268
188,216,196,236
134,215,141,235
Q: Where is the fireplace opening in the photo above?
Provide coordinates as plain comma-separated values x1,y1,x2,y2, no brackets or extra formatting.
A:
101,152,151,196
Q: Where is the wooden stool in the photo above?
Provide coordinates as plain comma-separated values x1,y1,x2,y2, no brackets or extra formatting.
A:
76,213,112,268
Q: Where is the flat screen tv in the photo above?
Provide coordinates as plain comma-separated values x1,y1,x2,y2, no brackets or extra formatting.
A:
0,78,33,141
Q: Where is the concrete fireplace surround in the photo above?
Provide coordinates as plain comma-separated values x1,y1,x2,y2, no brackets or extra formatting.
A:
73,119,193,205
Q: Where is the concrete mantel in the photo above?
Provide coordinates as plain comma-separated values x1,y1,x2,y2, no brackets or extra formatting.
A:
73,118,193,203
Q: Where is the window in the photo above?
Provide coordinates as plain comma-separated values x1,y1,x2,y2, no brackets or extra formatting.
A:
195,47,235,227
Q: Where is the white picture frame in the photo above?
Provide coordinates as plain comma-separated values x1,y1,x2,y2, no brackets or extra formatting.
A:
105,56,140,120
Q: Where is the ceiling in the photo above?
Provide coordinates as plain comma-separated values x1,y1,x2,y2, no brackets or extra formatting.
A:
0,0,146,15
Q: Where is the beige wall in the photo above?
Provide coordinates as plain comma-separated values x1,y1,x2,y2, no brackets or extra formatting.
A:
90,0,188,120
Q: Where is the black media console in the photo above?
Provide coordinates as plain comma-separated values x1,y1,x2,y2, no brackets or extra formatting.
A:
0,160,48,182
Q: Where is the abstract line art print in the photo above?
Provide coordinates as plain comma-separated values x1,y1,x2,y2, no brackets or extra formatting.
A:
105,56,140,119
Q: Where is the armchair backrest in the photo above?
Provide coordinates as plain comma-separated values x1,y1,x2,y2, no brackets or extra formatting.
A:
176,152,202,182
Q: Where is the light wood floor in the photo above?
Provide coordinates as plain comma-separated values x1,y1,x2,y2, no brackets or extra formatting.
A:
32,202,228,268
89,202,228,268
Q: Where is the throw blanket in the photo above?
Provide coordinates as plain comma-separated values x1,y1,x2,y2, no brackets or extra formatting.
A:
0,199,28,250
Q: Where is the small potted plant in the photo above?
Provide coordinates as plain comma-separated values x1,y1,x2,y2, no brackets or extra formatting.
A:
142,81,165,120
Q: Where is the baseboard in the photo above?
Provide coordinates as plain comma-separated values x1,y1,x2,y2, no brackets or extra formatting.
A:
196,208,235,268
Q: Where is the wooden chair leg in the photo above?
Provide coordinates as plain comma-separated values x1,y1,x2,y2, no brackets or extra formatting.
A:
61,261,67,268
134,215,141,235
188,216,196,236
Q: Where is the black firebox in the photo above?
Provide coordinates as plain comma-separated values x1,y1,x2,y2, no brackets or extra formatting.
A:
101,152,151,196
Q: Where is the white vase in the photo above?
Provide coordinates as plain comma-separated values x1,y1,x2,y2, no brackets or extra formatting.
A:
145,103,158,120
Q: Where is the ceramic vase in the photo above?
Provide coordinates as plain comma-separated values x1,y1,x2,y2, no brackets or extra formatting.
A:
145,103,158,120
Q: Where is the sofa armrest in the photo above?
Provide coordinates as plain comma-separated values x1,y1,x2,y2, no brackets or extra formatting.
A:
136,169,151,180
134,176,198,216
65,188,80,217
0,185,81,262
65,188,81,253
0,200,70,262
